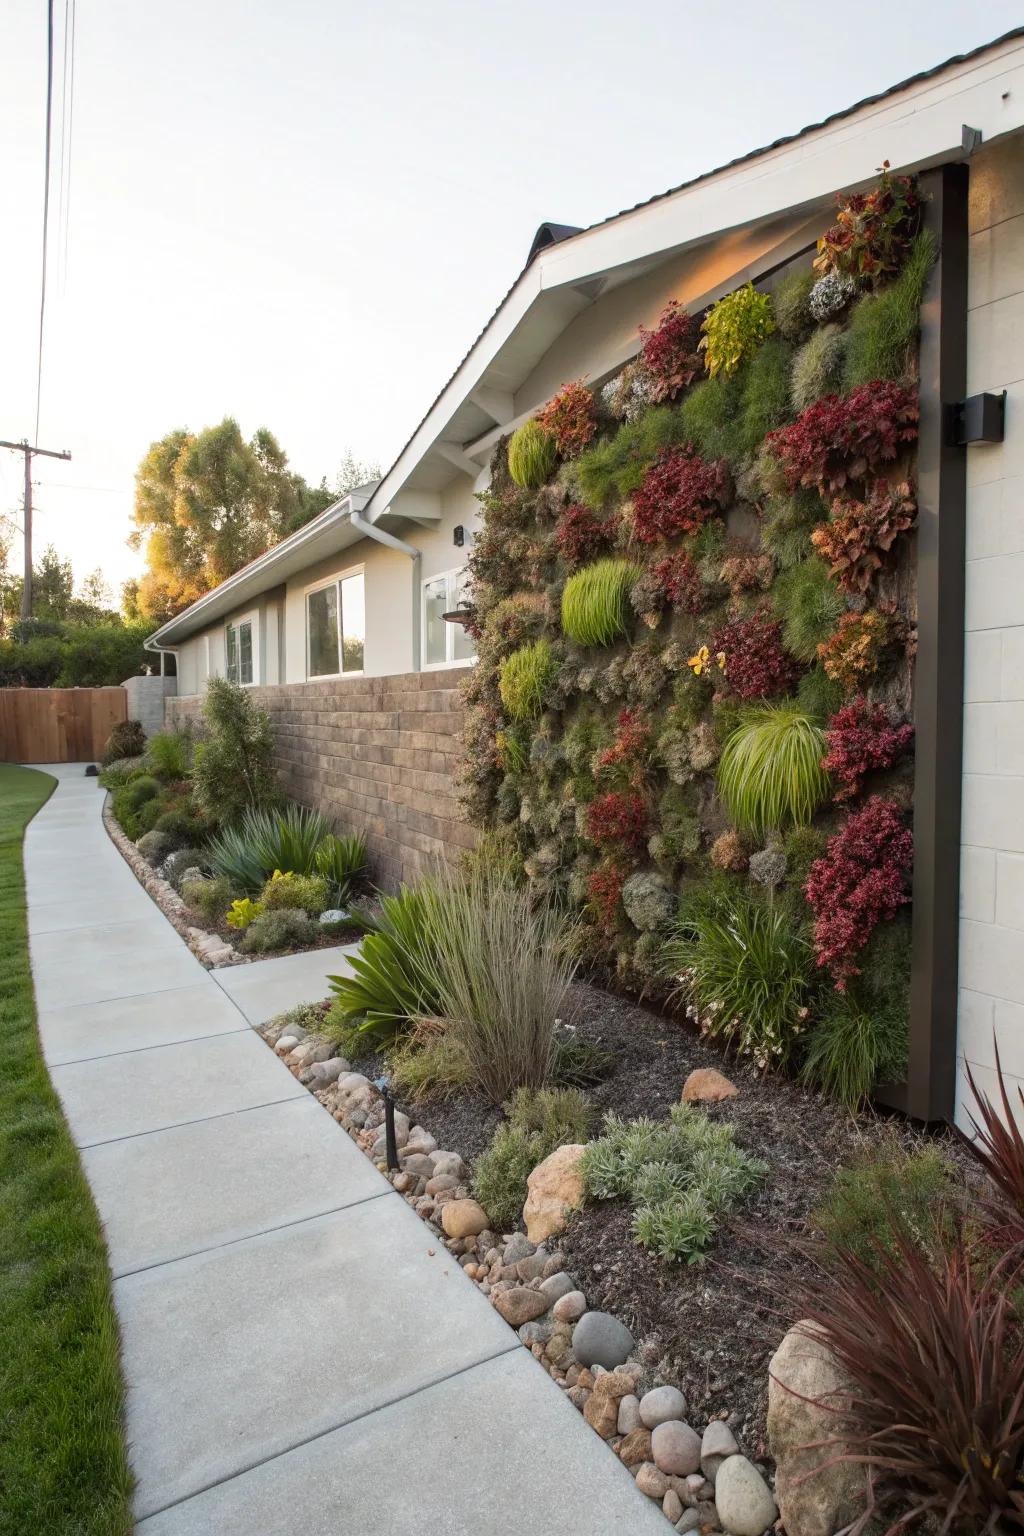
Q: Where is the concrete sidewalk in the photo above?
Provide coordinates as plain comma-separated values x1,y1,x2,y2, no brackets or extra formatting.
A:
26,766,665,1534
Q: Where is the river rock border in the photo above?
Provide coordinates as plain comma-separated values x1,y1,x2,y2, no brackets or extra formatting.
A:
259,1013,779,1536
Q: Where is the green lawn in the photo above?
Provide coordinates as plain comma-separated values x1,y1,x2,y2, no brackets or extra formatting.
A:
0,765,132,1535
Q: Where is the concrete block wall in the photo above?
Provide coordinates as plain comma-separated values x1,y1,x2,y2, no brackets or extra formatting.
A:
123,675,177,741
167,669,476,892
958,135,1024,1128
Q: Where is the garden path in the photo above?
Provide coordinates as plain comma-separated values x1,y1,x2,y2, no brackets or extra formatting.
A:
26,766,667,1535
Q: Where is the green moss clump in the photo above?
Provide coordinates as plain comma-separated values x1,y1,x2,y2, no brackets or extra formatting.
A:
773,557,845,662
796,663,845,721
507,420,557,489
773,269,816,342
733,335,794,461
790,325,848,412
677,372,745,463
842,231,936,390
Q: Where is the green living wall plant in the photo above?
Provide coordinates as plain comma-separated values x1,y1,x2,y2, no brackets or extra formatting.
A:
459,164,925,1106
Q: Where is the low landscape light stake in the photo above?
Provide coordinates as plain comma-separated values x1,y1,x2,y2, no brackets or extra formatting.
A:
375,1076,399,1171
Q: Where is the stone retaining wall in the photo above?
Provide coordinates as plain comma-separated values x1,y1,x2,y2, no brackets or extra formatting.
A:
167,669,476,891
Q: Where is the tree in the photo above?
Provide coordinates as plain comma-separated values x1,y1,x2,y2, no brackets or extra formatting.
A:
129,419,331,622
335,448,382,498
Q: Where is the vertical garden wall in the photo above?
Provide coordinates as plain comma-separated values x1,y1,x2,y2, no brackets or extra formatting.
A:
459,167,937,1109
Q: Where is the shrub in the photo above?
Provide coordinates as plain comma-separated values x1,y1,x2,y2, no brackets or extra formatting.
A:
584,790,648,859
0,623,151,688
136,829,174,866
560,560,639,646
260,869,331,913
638,299,701,400
225,897,263,931
772,269,815,342
111,774,160,837
581,1103,765,1263
629,551,704,626
805,796,913,986
102,719,146,765
161,847,210,890
630,445,730,543
812,479,916,593
553,503,615,569
243,802,331,877
663,886,812,1067
426,866,581,1103
327,885,446,1044
772,556,845,663
766,380,919,495
813,162,921,285
822,696,914,801
811,1142,957,1268
180,874,234,923
120,773,160,810
499,638,557,720
717,704,830,834
239,907,317,954
314,833,368,901
711,608,800,701
535,379,597,458
575,403,691,504
98,756,150,788
700,282,775,377
818,608,893,692
152,807,206,848
507,420,557,488
146,730,192,781
842,230,935,389
192,677,278,825
790,324,847,411
808,270,856,323
472,1086,590,1230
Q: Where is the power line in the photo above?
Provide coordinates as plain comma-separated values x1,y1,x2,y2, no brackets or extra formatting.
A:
35,0,56,443
61,0,76,292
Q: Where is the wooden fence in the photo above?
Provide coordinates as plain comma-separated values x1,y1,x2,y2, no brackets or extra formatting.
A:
0,688,126,764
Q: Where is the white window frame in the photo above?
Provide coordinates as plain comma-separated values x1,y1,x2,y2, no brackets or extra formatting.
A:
304,564,366,681
421,565,476,671
225,609,259,687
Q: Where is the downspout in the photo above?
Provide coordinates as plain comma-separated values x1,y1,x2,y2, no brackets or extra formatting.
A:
348,511,422,673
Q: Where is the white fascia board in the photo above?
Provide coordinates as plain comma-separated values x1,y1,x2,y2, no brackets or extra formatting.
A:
365,37,1024,522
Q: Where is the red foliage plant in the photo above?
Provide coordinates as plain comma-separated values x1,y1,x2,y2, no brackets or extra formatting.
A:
822,696,914,802
711,608,800,701
587,863,626,933
631,445,731,544
595,708,651,787
805,796,913,987
813,162,922,285
536,379,597,459
554,503,615,570
584,790,649,859
767,381,919,496
637,300,701,402
812,480,917,594
652,551,704,612
790,1221,1024,1535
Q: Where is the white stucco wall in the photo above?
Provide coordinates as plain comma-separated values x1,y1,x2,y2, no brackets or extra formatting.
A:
957,133,1024,1129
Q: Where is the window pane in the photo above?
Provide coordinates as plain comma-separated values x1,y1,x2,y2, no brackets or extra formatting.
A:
424,576,447,665
238,621,254,685
452,569,475,662
340,573,365,673
307,585,340,676
225,625,238,683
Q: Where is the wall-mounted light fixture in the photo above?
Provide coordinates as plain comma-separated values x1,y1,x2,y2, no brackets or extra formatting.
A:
453,524,465,547
949,391,1006,446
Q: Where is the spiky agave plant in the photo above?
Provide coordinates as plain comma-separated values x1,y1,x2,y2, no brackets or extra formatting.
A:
507,419,557,488
561,558,641,647
717,703,830,834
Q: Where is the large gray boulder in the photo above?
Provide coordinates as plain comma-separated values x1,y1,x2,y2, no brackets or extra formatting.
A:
767,1322,865,1536
570,1310,634,1369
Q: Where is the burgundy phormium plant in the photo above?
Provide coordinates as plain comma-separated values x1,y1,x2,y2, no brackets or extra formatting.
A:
631,444,730,544
711,608,801,701
962,1046,1024,1254
812,480,917,594
536,378,598,458
767,381,919,495
805,796,913,986
822,696,914,802
790,1223,1024,1535
637,299,701,402
554,503,615,570
584,790,649,859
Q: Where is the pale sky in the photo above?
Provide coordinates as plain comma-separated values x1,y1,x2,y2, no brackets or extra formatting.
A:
1,1,1020,602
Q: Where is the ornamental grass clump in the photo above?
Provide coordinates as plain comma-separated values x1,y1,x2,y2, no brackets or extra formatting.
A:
561,559,640,646
961,1048,1024,1254
499,638,557,721
800,985,909,1107
805,795,913,987
472,1086,590,1230
507,420,557,488
662,886,812,1067
842,230,935,389
581,1103,765,1263
773,556,846,663
700,282,776,377
790,324,848,412
717,704,830,834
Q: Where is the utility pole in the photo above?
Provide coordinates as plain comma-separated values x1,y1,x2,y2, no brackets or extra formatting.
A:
0,438,71,621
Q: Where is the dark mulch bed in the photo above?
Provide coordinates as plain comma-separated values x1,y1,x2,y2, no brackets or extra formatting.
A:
385,979,958,1457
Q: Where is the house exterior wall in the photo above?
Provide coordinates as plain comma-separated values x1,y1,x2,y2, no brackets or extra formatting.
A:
122,674,176,739
166,668,475,892
958,133,1024,1127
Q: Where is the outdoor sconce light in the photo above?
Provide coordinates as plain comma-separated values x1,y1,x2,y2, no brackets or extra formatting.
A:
374,1075,400,1171
453,524,465,547
949,391,1006,446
